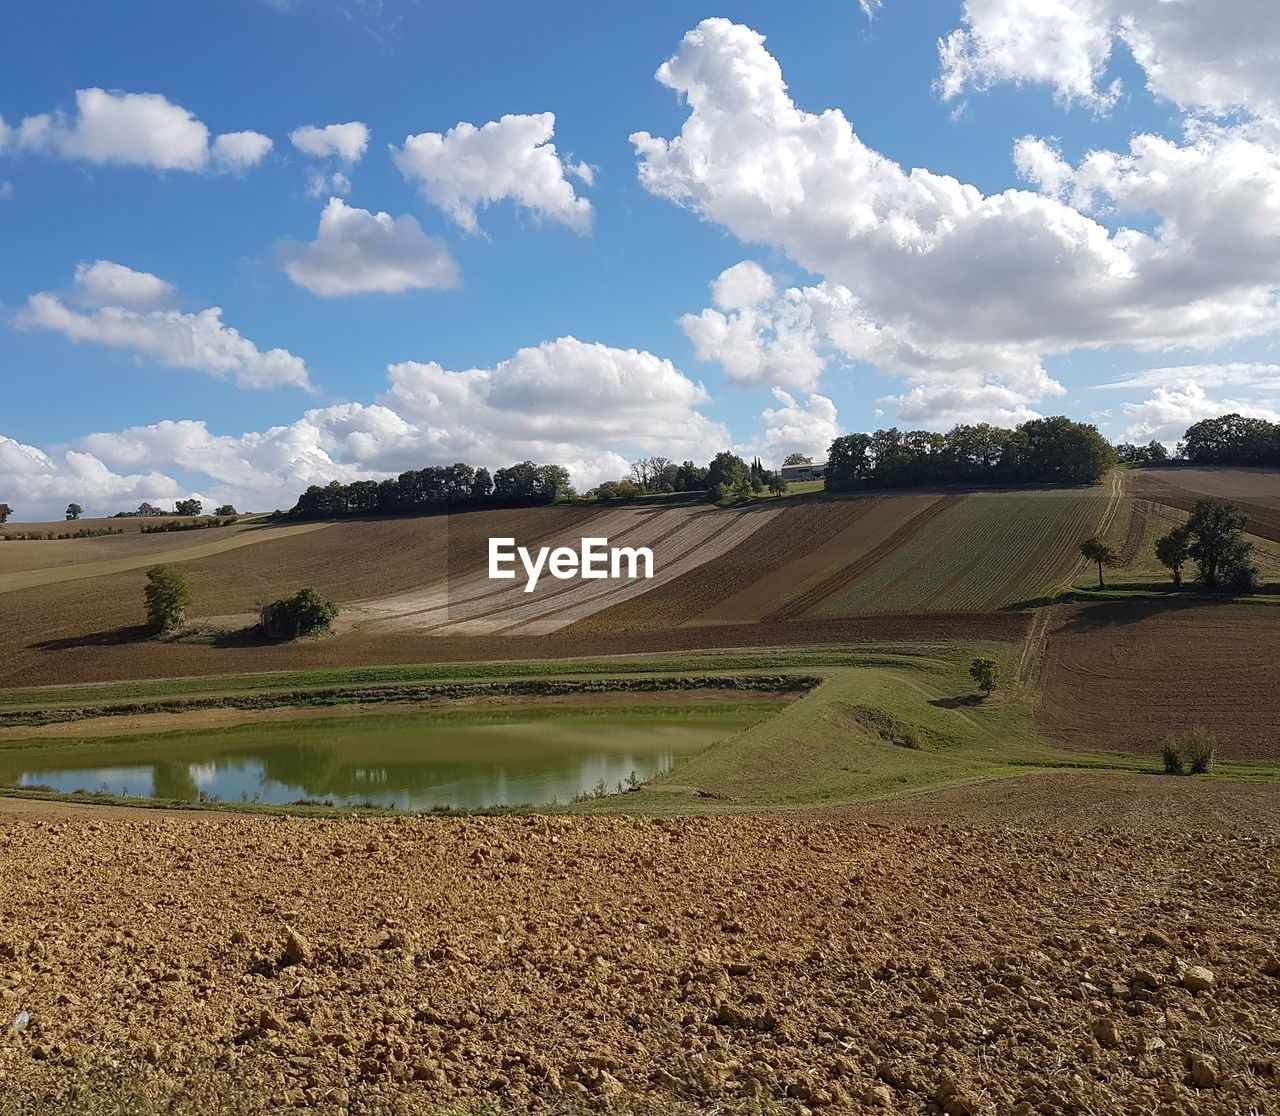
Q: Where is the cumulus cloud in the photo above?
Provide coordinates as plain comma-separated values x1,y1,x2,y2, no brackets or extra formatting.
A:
17,262,311,391
2,338,727,519
1116,381,1280,443
635,19,1280,427
1,88,271,172
0,435,181,520
392,112,592,233
278,198,459,296
940,0,1280,125
290,121,369,163
70,260,176,311
737,389,841,465
682,261,878,390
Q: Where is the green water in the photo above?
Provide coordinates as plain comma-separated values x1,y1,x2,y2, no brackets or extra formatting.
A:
0,703,774,809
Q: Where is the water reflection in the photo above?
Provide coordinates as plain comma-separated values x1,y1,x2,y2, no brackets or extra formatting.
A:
3,707,765,809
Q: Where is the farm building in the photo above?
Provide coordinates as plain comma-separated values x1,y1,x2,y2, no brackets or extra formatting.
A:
780,461,827,481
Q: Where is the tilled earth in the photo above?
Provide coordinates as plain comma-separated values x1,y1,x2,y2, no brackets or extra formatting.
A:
2,798,1279,1114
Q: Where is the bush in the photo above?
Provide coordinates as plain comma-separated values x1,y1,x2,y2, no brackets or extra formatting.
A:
1161,726,1217,776
260,587,338,640
144,566,192,632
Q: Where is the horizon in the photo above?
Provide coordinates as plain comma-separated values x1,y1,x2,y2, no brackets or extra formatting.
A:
3,1,1280,519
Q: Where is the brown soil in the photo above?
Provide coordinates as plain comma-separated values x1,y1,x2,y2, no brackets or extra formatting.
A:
0,610,1030,691
565,499,897,635
1132,470,1280,543
1037,601,1280,757
770,496,966,621
2,799,1278,1114
824,770,1280,834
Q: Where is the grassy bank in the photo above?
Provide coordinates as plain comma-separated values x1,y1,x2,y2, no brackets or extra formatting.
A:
3,642,1275,816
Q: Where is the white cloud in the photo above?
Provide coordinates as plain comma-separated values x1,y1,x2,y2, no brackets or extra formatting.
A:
1100,362,1280,392
278,197,459,296
3,88,271,172
939,1,1280,126
392,112,592,233
71,260,175,310
1118,381,1280,443
938,0,1120,110
290,121,369,163
3,337,727,519
682,261,878,390
737,389,841,465
17,263,312,392
0,181,11,200
0,435,181,520
635,19,1280,428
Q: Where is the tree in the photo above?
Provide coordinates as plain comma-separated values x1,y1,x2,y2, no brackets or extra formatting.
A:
705,451,750,493
768,473,789,495
143,566,192,632
627,456,672,490
1185,499,1253,588
175,498,202,517
65,503,83,520
214,504,238,517
1079,535,1118,589
1154,525,1191,588
470,467,493,500
0,504,12,524
260,587,338,640
782,452,812,466
969,658,998,698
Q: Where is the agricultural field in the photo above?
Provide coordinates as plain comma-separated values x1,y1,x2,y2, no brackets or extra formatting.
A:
810,487,1114,615
1131,466,1280,542
1037,602,1280,758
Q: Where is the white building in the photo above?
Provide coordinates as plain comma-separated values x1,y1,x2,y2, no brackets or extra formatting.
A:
780,461,827,481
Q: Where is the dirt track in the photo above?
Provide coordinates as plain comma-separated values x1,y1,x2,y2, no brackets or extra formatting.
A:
2,783,1279,1114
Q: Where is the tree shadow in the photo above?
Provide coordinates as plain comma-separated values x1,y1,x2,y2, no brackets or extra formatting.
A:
929,694,986,710
30,625,154,651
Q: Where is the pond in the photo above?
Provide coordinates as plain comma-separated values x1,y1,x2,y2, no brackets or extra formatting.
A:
0,701,775,809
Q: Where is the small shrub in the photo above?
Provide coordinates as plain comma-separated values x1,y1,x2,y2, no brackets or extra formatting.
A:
260,587,338,640
849,705,928,750
1161,726,1217,776
143,566,192,632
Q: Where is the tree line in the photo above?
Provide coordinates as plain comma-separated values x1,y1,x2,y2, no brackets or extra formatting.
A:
1178,414,1280,467
288,461,571,519
826,417,1118,491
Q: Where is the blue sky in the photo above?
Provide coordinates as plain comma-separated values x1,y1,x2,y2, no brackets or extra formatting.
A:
2,0,1278,517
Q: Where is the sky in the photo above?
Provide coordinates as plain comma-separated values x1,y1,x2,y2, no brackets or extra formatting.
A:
2,0,1279,519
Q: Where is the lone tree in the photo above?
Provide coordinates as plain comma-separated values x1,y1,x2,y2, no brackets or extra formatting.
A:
969,657,998,698
214,504,237,517
260,587,338,640
1079,535,1118,589
1155,524,1192,588
65,503,83,521
175,498,203,517
783,452,813,466
0,503,12,524
144,566,192,632
1186,498,1254,589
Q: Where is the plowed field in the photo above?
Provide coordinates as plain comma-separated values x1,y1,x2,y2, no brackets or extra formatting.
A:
3,801,1279,1115
1132,467,1280,543
1037,601,1280,757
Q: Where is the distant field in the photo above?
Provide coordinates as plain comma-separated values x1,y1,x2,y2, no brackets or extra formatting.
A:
1133,465,1280,542
812,488,1112,614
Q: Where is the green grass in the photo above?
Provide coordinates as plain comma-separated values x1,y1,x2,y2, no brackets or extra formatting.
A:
0,645,944,711
817,489,1110,615
5,642,1277,816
